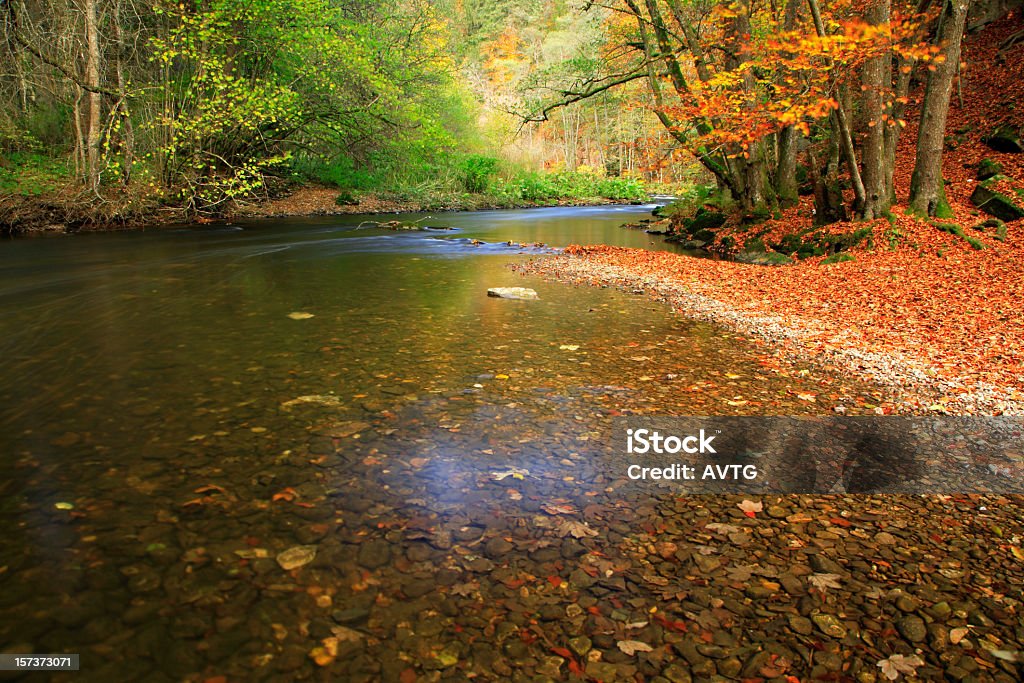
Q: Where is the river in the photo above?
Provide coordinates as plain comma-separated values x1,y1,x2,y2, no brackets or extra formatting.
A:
0,205,885,681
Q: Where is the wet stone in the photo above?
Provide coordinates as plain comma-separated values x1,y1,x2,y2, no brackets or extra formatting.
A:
718,656,743,678
332,607,370,624
809,554,844,575
484,536,514,558
569,636,591,657
403,578,435,598
538,604,563,621
812,614,847,639
662,663,692,683
407,542,433,562
897,615,928,643
453,526,484,542
895,595,920,612
357,539,391,569
788,615,814,635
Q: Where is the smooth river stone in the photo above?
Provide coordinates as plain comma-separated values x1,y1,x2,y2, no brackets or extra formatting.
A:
487,287,538,300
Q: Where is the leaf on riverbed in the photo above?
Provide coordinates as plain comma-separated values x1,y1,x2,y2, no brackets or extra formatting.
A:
737,499,763,517
797,392,817,402
542,503,576,515
705,523,743,535
877,653,924,680
808,572,843,593
559,344,580,351
288,312,315,320
617,640,653,656
272,487,298,502
556,519,599,538
492,468,529,481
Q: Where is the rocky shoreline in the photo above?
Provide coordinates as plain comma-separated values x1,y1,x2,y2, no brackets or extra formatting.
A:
515,251,1024,417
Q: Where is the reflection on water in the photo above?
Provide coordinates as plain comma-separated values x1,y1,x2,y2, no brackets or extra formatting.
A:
0,206,890,680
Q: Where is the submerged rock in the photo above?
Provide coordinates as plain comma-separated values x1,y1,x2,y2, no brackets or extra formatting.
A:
277,545,317,571
487,287,539,300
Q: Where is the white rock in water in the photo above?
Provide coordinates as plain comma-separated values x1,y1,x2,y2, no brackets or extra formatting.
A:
487,287,539,300
277,545,317,571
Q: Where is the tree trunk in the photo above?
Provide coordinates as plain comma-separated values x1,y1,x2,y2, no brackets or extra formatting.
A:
860,0,894,219
809,142,848,226
733,0,774,213
774,0,803,207
113,0,134,185
908,0,969,216
84,0,103,191
808,0,866,214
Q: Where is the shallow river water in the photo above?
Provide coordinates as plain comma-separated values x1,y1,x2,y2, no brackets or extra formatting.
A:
0,206,911,681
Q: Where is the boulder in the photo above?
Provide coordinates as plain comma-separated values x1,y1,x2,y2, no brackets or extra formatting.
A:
487,287,539,300
976,158,1004,181
970,177,1024,222
983,125,1023,154
734,250,794,266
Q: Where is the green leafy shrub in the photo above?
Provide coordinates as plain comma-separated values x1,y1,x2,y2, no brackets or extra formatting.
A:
460,155,499,194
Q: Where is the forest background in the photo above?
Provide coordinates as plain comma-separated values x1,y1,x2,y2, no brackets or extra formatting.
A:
1,0,1022,232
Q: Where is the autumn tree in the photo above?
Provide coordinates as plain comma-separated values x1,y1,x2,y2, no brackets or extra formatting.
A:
520,0,953,224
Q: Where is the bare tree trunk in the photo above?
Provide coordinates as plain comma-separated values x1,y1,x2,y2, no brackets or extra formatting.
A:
84,0,103,191
808,0,866,215
909,0,969,216
73,93,86,178
861,0,893,219
113,0,133,185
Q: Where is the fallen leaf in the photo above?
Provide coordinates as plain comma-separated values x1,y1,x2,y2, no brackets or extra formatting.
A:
877,653,924,680
617,640,654,656
808,572,843,592
288,312,315,320
492,468,529,481
559,344,580,351
272,487,298,502
738,499,763,517
556,519,599,538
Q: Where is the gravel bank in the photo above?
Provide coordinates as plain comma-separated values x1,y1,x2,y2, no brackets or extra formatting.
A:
516,252,1024,417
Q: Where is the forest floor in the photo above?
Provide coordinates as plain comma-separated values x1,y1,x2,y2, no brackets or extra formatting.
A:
519,17,1024,418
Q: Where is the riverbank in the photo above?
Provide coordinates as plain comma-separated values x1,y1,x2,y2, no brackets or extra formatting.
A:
517,229,1024,416
0,183,651,236
236,184,648,220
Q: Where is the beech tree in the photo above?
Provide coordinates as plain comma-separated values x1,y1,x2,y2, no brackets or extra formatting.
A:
908,0,970,217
